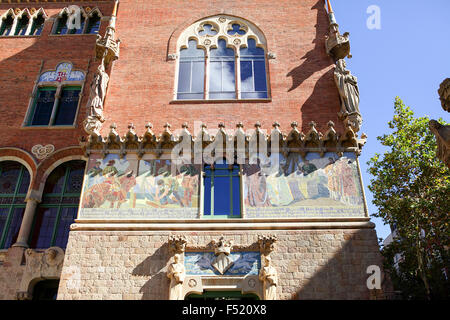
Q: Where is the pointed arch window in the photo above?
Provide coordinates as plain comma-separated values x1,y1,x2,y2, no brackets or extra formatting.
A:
30,13,45,36
53,8,102,35
85,12,101,34
14,14,30,36
0,13,14,36
175,16,270,101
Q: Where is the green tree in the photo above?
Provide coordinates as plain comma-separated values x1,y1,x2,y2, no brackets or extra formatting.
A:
367,97,450,300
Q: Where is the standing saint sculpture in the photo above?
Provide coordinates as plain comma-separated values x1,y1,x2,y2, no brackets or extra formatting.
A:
334,59,361,128
167,253,186,300
259,256,278,300
84,62,110,135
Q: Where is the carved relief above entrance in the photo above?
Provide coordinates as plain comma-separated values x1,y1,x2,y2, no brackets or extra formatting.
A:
166,234,279,300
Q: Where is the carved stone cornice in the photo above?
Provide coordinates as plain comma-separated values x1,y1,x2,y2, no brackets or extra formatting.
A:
80,121,367,158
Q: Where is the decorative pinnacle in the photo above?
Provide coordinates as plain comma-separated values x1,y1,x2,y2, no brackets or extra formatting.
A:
272,121,280,128
218,122,225,129
110,123,117,129
326,0,337,24
291,121,298,129
309,121,317,128
145,122,153,129
182,122,189,129
128,123,135,130
164,122,171,129
327,120,335,128
201,123,208,129
255,122,262,128
236,122,244,128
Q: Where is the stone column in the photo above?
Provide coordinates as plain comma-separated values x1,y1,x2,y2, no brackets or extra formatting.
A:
12,194,40,248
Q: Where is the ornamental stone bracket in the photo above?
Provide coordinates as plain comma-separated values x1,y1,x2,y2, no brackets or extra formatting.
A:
16,247,65,300
165,234,281,300
430,78,450,168
80,121,367,159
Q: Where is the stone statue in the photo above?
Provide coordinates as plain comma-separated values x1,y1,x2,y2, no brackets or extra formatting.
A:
259,256,277,300
334,59,360,116
429,120,450,167
84,62,109,135
167,254,186,300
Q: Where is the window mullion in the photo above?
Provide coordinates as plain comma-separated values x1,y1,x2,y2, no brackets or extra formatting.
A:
205,50,210,100
210,169,214,216
229,169,233,217
49,86,62,126
236,52,241,99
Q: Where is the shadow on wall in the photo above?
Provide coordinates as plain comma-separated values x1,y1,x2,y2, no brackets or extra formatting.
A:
286,0,342,133
132,243,170,300
285,229,390,300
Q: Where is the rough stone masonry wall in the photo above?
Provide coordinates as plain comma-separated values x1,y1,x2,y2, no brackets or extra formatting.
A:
57,228,384,300
0,247,26,300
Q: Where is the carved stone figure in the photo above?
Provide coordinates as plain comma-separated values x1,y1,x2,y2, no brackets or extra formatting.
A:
438,78,450,112
334,59,360,116
169,235,187,255
258,235,278,256
259,256,277,300
167,253,186,300
84,62,109,135
429,120,450,168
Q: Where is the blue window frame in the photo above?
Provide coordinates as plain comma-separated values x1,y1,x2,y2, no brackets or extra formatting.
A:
0,161,30,249
177,39,205,100
240,39,268,99
203,162,241,218
29,160,85,249
209,39,236,100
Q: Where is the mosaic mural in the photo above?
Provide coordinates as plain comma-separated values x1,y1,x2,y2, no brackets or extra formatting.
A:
243,152,366,218
79,154,200,219
184,252,260,276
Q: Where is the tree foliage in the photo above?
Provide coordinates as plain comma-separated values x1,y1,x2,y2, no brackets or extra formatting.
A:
367,97,449,300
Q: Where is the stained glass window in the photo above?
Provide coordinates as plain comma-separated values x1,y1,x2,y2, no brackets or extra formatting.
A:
177,39,205,100
53,87,81,126
0,161,30,249
29,160,85,249
240,39,268,99
203,162,241,218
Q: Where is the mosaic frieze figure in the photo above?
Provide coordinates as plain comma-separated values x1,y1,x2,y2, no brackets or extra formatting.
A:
259,256,278,300
84,63,109,136
334,59,362,132
167,253,186,300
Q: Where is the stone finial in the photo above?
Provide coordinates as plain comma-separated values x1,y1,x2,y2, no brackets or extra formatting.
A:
258,235,278,256
236,122,244,129
255,122,262,128
218,122,225,129
272,121,280,129
168,235,187,255
164,123,171,129
291,121,298,129
182,122,189,129
145,122,153,129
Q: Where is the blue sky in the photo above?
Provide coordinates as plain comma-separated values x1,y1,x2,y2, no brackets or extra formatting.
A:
331,0,450,242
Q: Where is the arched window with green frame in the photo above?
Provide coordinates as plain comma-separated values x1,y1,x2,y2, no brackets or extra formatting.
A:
29,160,85,249
0,161,30,249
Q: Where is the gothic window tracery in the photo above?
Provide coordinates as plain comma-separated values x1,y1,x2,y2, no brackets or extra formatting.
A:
175,15,269,101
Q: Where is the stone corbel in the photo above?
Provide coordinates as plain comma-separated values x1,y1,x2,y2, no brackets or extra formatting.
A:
168,235,187,255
